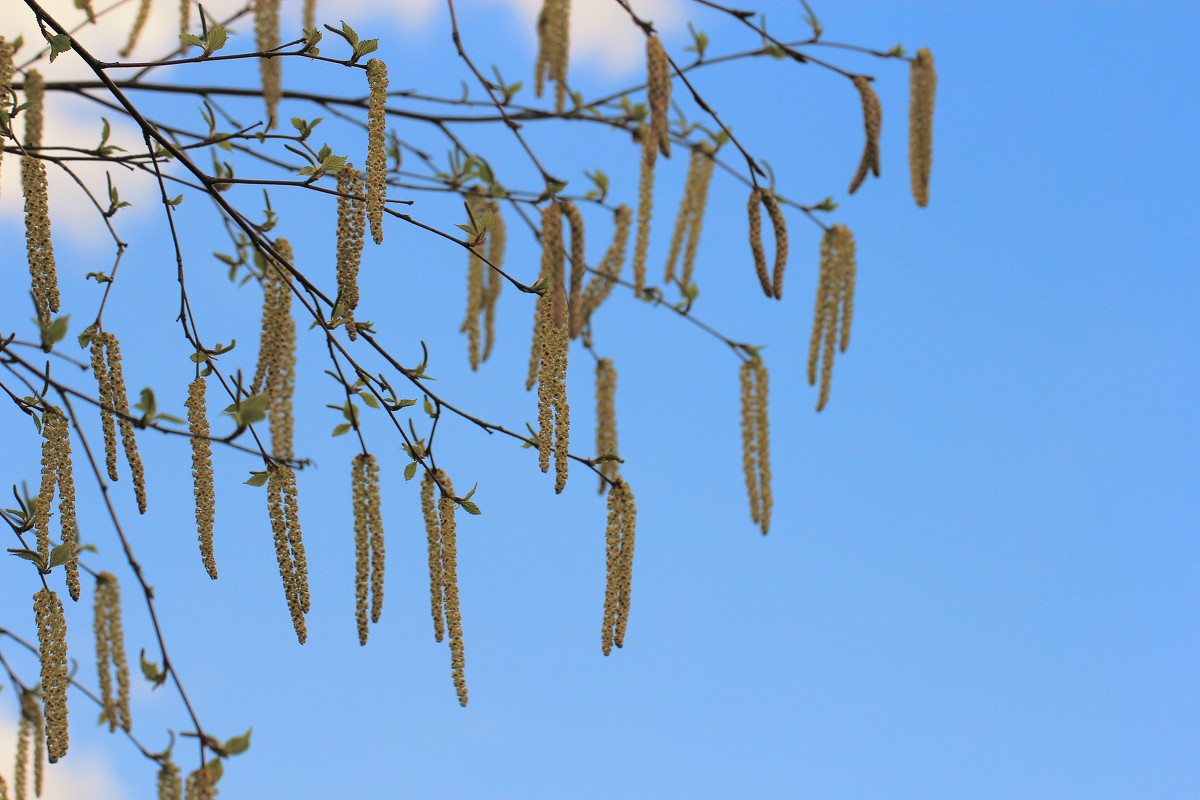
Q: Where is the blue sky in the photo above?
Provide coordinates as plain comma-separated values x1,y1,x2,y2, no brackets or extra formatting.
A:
1,1,1197,798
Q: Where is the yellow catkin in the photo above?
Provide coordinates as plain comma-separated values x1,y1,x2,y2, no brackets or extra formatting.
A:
848,75,883,194
646,35,671,157
120,0,153,56
632,126,657,297
753,358,772,534
103,333,147,513
909,48,936,208
0,766,7,800
421,471,445,643
35,410,58,565
268,465,308,644
183,764,217,800
739,355,773,533
303,0,316,32
665,143,714,288
808,225,856,411
33,588,68,763
365,59,389,245
253,240,297,459
462,194,486,370
352,454,384,644
14,706,30,800
525,260,546,393
22,71,58,337
0,38,13,195
436,472,468,706
561,199,586,338
23,69,43,147
481,199,505,362
594,358,619,493
335,165,365,339
178,0,191,55
600,480,637,651
535,203,563,471
94,572,132,732
47,408,80,600
738,360,761,527
534,0,570,113
186,376,217,579
157,761,183,800
253,0,282,128
31,702,43,799
580,204,631,324
550,319,570,494
761,191,788,300
746,189,773,297
89,335,119,482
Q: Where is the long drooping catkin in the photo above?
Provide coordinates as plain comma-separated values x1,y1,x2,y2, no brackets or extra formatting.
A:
632,126,657,297
253,0,282,127
365,59,389,244
0,38,12,196
908,48,936,207
808,225,857,411
532,204,571,492
738,357,772,534
352,453,384,644
746,189,773,297
421,470,445,642
481,199,505,362
183,764,218,800
435,472,468,706
253,239,297,459
120,0,153,57
580,204,631,323
335,165,366,339
93,572,132,732
37,407,78,593
646,35,671,157
178,0,190,55
601,480,637,654
534,0,570,112
562,200,587,338
15,699,31,800
848,75,882,194
594,358,619,493
186,376,217,579
664,143,715,288
22,71,58,336
762,191,788,299
267,465,308,643
34,588,68,762
89,335,119,482
101,333,148,513
462,194,486,369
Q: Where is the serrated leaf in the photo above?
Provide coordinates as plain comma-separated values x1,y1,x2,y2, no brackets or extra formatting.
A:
459,500,481,516
394,398,417,409
179,33,204,48
205,757,224,784
360,393,379,410
234,393,268,426
7,548,46,570
205,25,228,55
244,471,269,487
223,728,252,756
136,387,157,417
48,34,71,62
423,398,435,418
331,423,351,437
140,649,167,687
42,314,70,348
403,461,417,481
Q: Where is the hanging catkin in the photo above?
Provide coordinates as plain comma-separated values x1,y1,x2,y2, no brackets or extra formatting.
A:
561,199,587,338
594,358,619,493
434,471,469,706
157,760,183,800
89,334,119,482
580,204,632,324
533,205,571,492
253,239,297,460
534,0,571,113
908,48,937,207
664,143,715,288
481,198,505,362
365,59,389,244
38,407,80,600
186,376,217,579
807,225,857,412
646,35,671,157
738,357,772,534
0,38,13,197
335,165,366,339
22,70,58,336
98,333,148,513
33,588,68,762
848,75,882,194
601,480,637,654
421,470,445,643
267,465,309,643
352,453,385,644
461,194,487,369
253,0,282,127
120,0,153,57
746,189,787,298
632,126,657,297
93,572,132,732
